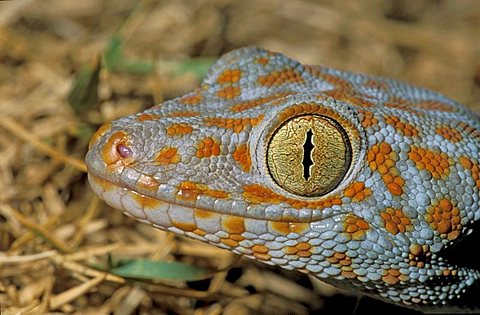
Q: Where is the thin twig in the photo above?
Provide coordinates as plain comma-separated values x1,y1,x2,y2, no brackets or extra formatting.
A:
0,115,87,173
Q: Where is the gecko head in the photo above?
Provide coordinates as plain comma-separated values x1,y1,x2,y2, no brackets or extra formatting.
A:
85,46,373,290
85,47,368,241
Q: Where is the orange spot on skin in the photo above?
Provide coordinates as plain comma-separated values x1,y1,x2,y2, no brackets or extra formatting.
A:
296,242,311,251
425,199,462,240
283,242,312,257
458,122,480,141
269,222,309,235
324,90,375,108
343,214,369,240
326,252,354,278
367,142,404,196
380,208,413,235
341,271,357,279
101,131,134,172
166,123,193,136
460,156,480,189
257,68,303,87
137,113,161,121
204,115,264,134
243,184,342,211
172,221,197,232
243,184,282,204
230,234,244,241
180,93,203,105
385,97,423,115
89,123,111,149
220,238,240,247
178,182,200,201
436,125,463,143
155,147,181,165
386,98,456,114
194,209,214,219
415,100,456,112
387,183,403,196
297,250,311,257
385,115,419,137
359,110,378,128
363,79,389,90
230,92,293,112
408,146,452,179
252,245,269,253
255,57,269,65
251,244,270,260
382,268,408,285
197,137,221,158
204,189,229,199
217,69,242,84
305,66,353,90
232,143,252,172
342,182,372,201
177,181,229,202
460,156,474,169
283,246,298,255
193,229,207,236
137,174,160,192
89,175,115,191
130,191,162,209
217,86,241,99
222,216,245,234
326,252,352,266
220,229,245,248
253,253,271,260
167,111,199,117
408,244,429,268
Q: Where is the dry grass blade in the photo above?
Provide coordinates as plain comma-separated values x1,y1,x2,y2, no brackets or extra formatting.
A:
49,274,106,310
0,250,57,264
50,255,125,284
0,116,87,173
2,205,72,253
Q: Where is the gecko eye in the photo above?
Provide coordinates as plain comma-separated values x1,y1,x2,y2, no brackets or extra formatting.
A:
267,114,352,197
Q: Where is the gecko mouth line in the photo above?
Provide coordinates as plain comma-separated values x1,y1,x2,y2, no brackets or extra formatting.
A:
87,173,340,224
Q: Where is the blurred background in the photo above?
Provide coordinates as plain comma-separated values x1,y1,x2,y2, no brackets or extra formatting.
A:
0,0,479,314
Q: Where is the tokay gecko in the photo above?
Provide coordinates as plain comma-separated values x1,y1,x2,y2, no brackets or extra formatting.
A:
86,47,480,312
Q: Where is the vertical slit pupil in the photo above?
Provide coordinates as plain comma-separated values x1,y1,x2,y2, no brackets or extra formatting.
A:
303,129,314,180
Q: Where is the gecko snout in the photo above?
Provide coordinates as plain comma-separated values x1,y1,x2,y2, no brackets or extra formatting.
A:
86,122,138,179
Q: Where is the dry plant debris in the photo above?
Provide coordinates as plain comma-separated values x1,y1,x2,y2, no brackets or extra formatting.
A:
0,1,479,314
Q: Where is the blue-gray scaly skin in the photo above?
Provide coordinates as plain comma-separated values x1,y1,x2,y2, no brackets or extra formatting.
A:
86,47,480,312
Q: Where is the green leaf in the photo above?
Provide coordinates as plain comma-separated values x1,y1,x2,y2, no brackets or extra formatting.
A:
67,59,101,113
172,58,214,80
115,60,154,75
103,36,124,71
70,123,95,141
103,35,154,75
110,259,209,281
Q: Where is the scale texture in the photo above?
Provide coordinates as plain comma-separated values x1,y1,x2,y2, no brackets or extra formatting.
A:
86,47,480,312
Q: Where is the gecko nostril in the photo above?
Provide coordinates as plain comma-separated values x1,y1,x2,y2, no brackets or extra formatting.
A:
101,131,135,167
116,143,133,158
